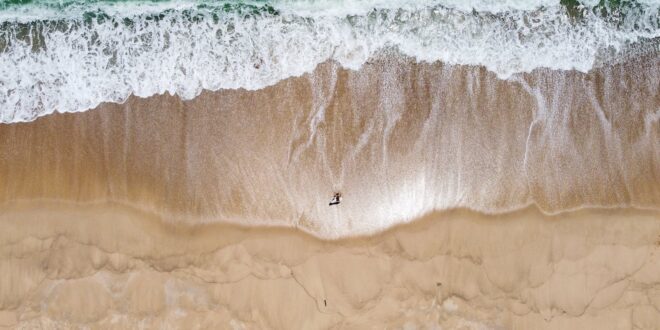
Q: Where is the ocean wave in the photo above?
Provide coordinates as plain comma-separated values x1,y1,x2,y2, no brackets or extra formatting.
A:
0,0,658,122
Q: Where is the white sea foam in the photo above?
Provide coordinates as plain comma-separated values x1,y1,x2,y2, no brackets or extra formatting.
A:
0,0,658,122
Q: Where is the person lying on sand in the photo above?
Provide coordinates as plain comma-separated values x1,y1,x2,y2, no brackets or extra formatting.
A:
329,193,341,206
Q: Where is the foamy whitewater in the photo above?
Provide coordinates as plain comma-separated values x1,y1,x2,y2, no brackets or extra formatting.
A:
0,0,658,122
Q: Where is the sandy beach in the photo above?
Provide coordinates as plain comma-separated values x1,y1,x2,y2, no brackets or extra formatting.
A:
1,202,659,328
1,1,658,327
0,57,659,328
2,59,658,234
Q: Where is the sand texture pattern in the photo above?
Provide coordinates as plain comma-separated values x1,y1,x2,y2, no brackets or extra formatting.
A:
0,204,659,329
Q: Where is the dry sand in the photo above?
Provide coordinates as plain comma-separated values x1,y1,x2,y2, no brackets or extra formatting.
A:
1,202,659,329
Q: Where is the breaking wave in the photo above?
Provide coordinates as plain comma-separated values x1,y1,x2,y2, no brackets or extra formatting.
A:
0,0,658,122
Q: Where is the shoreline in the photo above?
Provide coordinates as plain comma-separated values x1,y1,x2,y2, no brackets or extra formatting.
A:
0,2,658,328
1,57,658,238
2,198,660,240
0,54,658,328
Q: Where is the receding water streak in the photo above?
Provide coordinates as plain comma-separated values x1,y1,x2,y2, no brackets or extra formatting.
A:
1,57,658,238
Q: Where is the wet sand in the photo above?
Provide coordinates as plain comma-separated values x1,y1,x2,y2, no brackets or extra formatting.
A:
1,203,659,328
0,57,658,328
1,58,658,238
